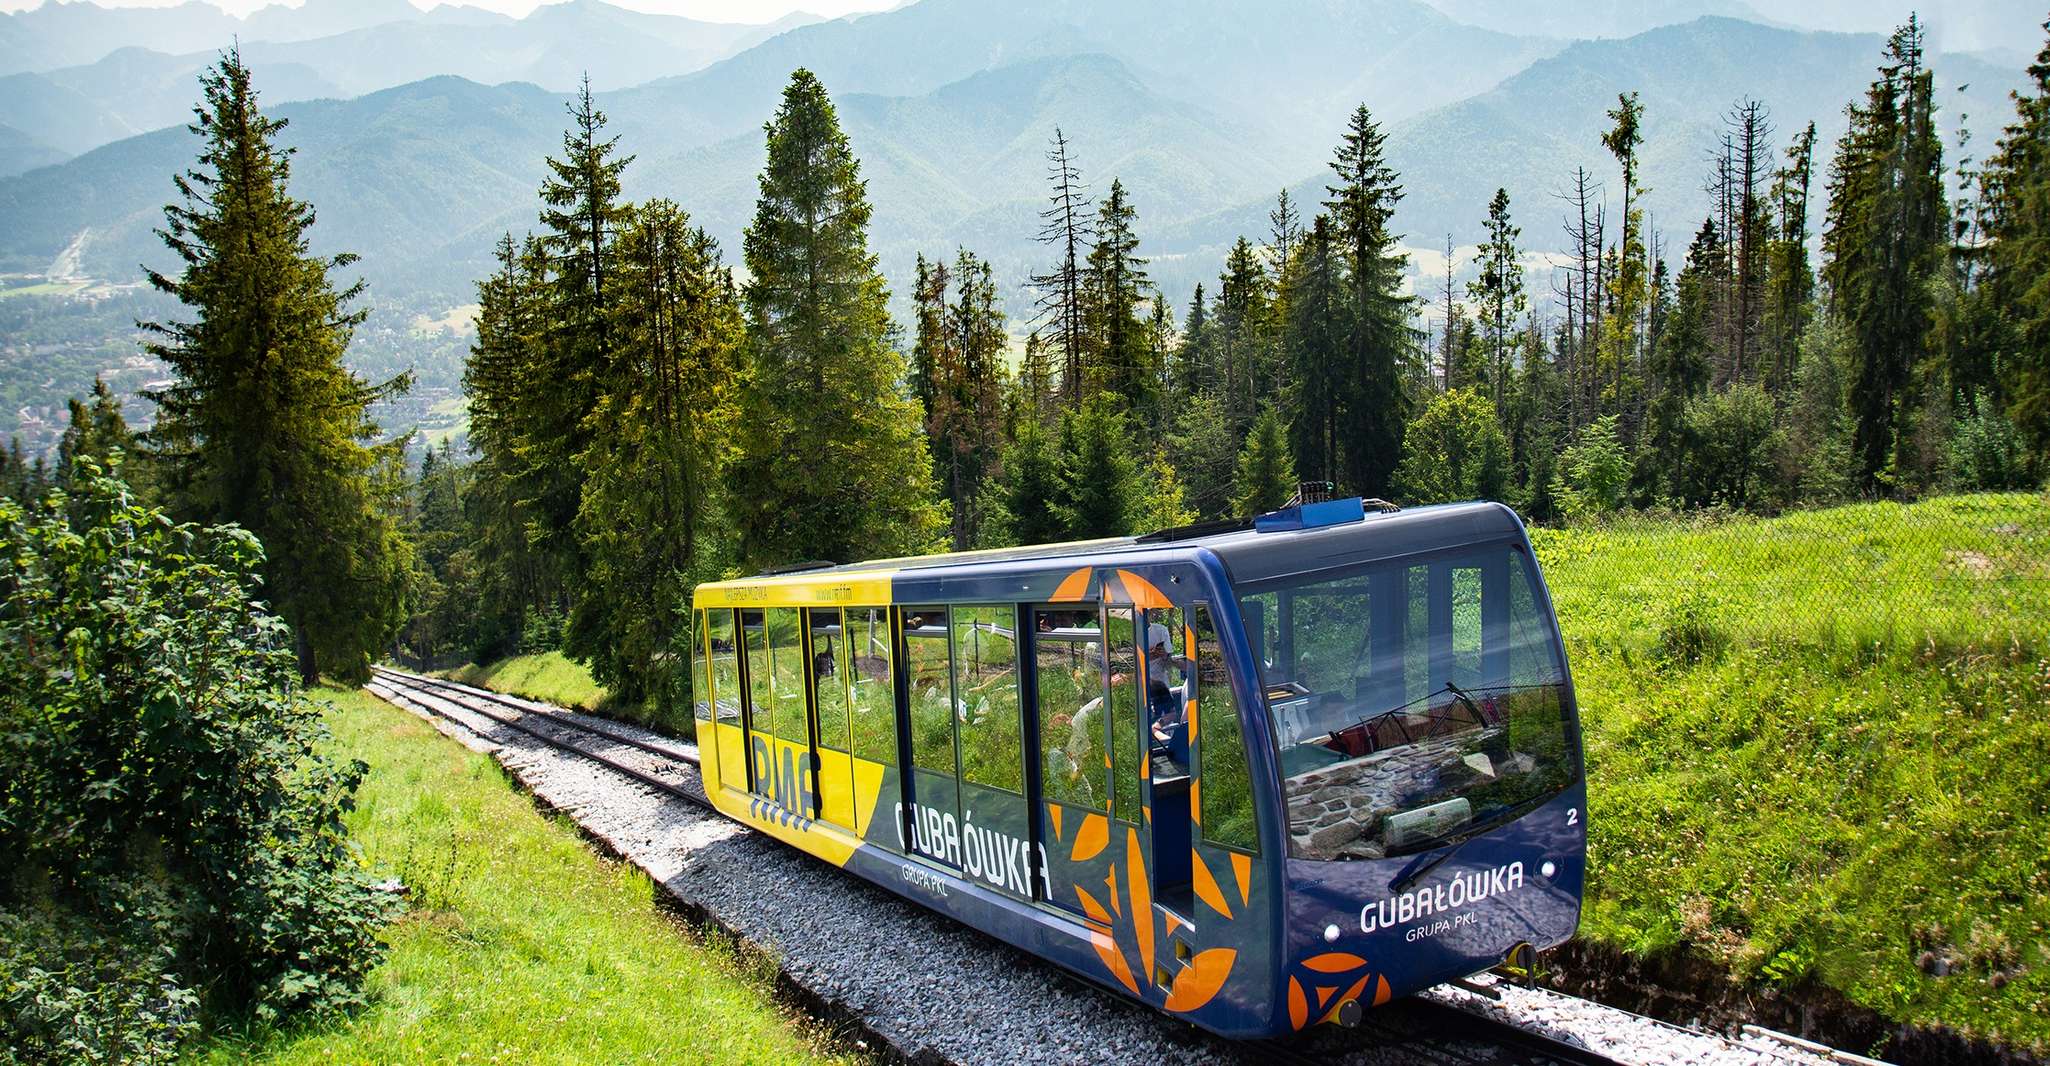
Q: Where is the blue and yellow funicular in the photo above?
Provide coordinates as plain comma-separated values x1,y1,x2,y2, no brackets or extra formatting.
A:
690,498,1586,1038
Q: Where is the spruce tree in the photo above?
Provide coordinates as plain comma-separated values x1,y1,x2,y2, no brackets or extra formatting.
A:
1055,394,1138,539
1979,19,2050,458
1233,407,1296,516
1167,392,1240,522
56,378,140,495
142,50,410,684
1086,179,1153,412
1325,104,1416,498
569,201,741,715
1282,215,1350,483
1468,189,1526,412
1001,416,1065,545
1213,237,1273,432
731,69,944,566
1034,128,1093,404
529,78,633,586
1822,18,1948,492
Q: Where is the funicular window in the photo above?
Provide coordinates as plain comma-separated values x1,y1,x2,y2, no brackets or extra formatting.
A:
1192,604,1259,853
845,607,896,767
708,608,746,790
808,608,851,753
741,608,772,735
902,607,956,776
765,607,808,744
1106,607,1142,824
1035,607,1108,811
1241,545,1574,861
953,606,1022,793
692,610,713,723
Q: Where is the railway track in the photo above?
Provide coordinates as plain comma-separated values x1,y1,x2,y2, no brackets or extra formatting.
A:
364,667,1769,1066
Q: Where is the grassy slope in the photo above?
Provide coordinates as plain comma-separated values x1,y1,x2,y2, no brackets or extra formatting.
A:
196,688,852,1065
441,651,608,712
1534,493,2050,1052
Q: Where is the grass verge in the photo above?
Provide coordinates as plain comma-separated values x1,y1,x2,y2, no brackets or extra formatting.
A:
1535,492,2050,1054
440,650,608,712
194,688,856,1065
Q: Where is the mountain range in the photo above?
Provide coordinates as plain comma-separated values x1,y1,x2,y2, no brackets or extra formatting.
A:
0,0,2039,455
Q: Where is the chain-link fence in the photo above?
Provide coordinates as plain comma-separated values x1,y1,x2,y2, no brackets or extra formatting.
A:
1527,491,2050,658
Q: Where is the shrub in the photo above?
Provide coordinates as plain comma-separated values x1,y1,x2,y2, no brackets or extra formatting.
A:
1560,416,1632,519
1947,397,2039,491
0,461,393,1058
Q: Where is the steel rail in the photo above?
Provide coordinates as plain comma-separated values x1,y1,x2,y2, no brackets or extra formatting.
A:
366,668,709,810
366,668,1627,1066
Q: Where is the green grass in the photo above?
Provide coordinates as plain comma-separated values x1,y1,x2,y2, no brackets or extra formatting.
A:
0,280,87,299
1535,491,2050,1053
441,651,608,712
195,688,856,1065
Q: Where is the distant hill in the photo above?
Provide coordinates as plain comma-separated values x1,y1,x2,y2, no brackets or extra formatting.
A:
0,10,2038,360
1415,0,1769,40
0,0,419,74
617,0,1562,177
1151,17,2028,304
0,1,820,162
0,122,65,177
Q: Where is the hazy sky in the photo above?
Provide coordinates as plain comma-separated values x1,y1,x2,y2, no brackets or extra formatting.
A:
0,0,901,22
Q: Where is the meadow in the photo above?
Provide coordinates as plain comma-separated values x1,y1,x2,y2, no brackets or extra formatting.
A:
1533,492,2050,1053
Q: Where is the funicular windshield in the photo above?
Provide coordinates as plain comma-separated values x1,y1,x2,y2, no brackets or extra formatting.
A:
1239,541,1575,861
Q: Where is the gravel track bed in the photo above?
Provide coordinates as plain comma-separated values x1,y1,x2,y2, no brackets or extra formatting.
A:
363,677,1843,1066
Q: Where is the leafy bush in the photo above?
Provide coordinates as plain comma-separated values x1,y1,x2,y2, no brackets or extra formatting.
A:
0,461,393,1058
1560,415,1632,519
1948,397,2040,491
1395,387,1510,503
0,907,196,1065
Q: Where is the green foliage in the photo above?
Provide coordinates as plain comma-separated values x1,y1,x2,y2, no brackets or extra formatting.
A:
1821,18,1948,493
730,68,944,567
1055,393,1137,539
140,50,411,685
1233,407,1295,517
1166,392,1240,522
1979,21,2050,461
1085,178,1156,413
1538,494,2050,1049
567,200,740,720
1947,398,2040,490
1132,449,1195,533
917,248,1009,550
1394,387,1510,503
1323,104,1416,498
0,462,392,1052
999,416,1065,546
1678,383,1784,511
1282,215,1352,484
1559,415,1631,518
1467,187,1526,409
194,690,856,1063
0,908,197,1065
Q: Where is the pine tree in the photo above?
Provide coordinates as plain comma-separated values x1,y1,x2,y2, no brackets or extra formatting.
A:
530,77,633,585
568,201,742,714
1979,18,2050,458
1467,188,1526,412
1086,179,1152,411
1324,104,1417,497
1282,214,1350,483
1213,236,1273,432
1599,92,1649,425
1055,394,1137,539
1644,219,1723,498
1822,18,1948,492
1034,128,1093,404
141,49,410,684
1233,407,1296,516
731,69,944,566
